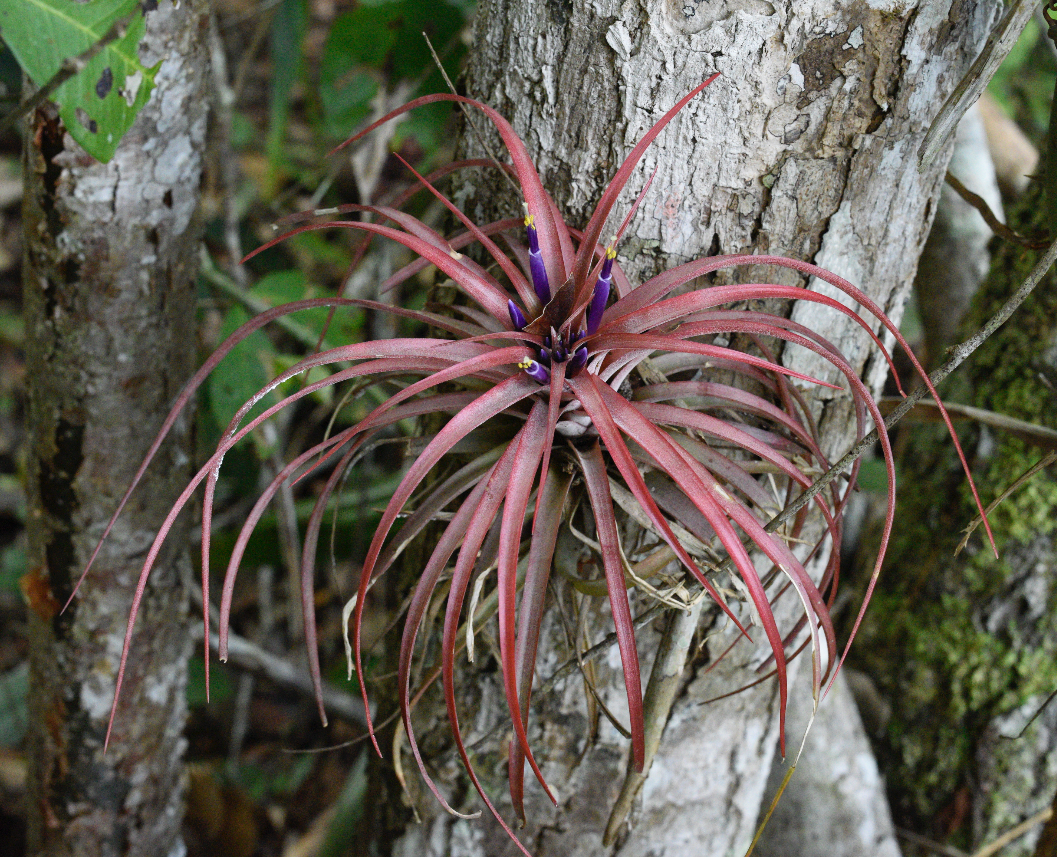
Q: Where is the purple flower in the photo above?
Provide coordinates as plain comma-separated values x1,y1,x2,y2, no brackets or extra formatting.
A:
508,299,528,330
524,211,551,303
586,245,615,335
518,357,550,384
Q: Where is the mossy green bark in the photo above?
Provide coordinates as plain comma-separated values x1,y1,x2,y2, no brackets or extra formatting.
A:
850,193,1057,847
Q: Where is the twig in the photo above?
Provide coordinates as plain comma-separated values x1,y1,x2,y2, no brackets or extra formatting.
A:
261,422,306,646
229,2,280,104
207,10,250,289
945,171,1048,248
896,812,1053,857
956,451,1057,554
880,398,1057,452
198,248,326,346
895,827,968,857
879,399,1057,452
0,6,141,136
1016,686,1057,738
970,807,1053,857
919,0,1037,171
1043,3,1057,63
423,32,523,200
603,599,704,845
767,230,1057,535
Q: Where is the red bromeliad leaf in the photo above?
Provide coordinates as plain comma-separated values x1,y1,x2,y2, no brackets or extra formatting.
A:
80,75,997,853
352,375,540,748
509,464,573,818
573,440,647,767
571,73,721,291
495,402,557,804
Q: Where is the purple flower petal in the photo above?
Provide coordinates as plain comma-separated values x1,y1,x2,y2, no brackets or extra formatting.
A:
567,345,589,375
586,247,615,334
525,214,551,303
518,357,550,384
508,299,527,330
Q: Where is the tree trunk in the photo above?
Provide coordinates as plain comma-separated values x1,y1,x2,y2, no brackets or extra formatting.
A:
22,2,208,855
850,181,1057,856
378,1,1004,854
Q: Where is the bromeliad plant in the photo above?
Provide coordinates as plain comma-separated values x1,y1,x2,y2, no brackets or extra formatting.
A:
79,73,993,851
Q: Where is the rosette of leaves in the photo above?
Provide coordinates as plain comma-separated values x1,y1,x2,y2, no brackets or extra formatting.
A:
78,75,992,852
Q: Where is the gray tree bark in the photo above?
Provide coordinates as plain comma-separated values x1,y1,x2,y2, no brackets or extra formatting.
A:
22,2,208,855
380,1,1005,854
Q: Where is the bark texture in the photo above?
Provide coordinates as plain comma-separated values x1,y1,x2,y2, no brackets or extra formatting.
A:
754,670,903,857
22,2,208,855
851,187,1057,857
380,0,1004,854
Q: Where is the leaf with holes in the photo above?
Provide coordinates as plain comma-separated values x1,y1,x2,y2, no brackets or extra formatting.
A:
0,0,157,162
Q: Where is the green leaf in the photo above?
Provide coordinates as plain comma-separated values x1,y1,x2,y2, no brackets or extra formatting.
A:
324,7,397,70
186,655,233,708
0,0,157,162
386,0,465,82
207,304,276,431
318,753,368,857
250,270,363,348
316,0,470,143
266,0,307,190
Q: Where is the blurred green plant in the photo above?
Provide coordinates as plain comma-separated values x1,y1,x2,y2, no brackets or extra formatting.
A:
265,0,309,195
318,0,473,151
0,662,27,746
318,754,368,857
988,13,1057,144
187,655,234,709
262,0,474,193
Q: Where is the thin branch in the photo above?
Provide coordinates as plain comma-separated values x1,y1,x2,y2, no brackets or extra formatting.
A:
0,5,140,136
207,10,250,289
956,451,1057,554
1043,2,1057,63
768,230,1057,535
919,0,1037,171
604,599,705,845
970,807,1053,857
423,32,523,200
895,827,968,857
229,2,280,104
945,170,1049,248
881,398,1057,452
